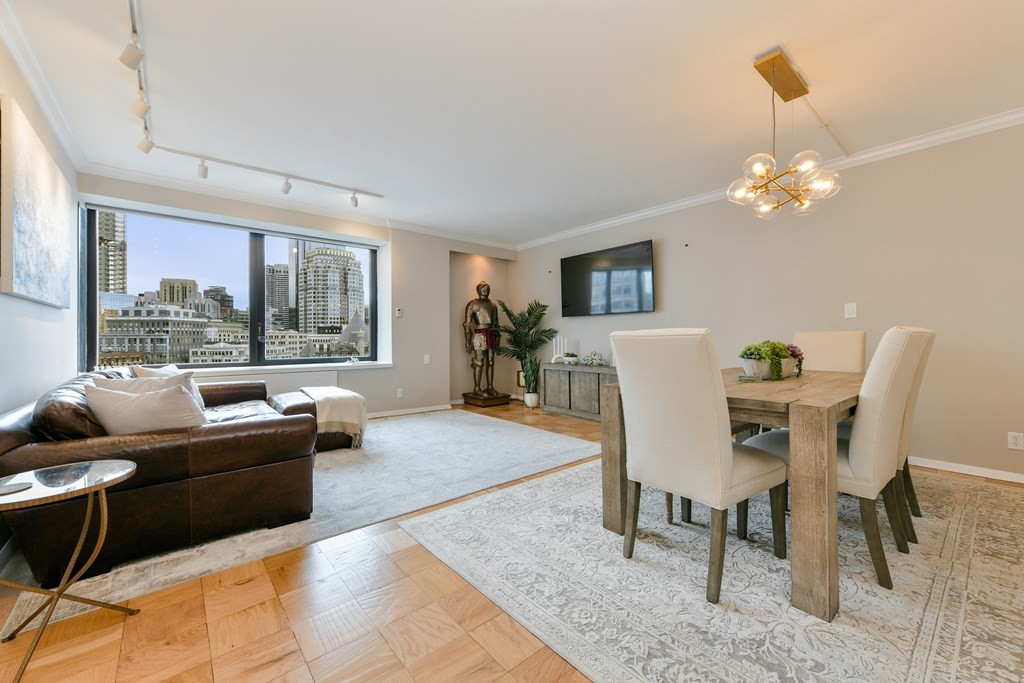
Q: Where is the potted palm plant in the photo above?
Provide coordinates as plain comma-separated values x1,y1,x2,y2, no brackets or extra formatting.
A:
496,299,558,408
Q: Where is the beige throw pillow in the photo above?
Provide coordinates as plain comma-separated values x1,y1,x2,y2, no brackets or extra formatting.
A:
85,385,208,436
131,364,181,378
94,372,206,410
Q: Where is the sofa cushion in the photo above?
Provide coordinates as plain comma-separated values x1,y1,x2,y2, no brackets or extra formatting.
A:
95,372,206,409
204,400,283,424
32,369,131,441
131,364,181,377
85,385,208,435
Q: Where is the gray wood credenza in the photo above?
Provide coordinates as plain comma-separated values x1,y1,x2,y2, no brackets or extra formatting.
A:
540,363,617,421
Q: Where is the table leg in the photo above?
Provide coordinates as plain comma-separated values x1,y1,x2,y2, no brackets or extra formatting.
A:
3,489,139,682
789,401,840,622
600,383,626,535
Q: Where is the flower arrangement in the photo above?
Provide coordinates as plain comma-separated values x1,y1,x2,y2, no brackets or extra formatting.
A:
739,340,803,380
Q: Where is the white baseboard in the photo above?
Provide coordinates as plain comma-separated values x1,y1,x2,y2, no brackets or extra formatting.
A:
909,456,1024,484
368,404,452,419
450,398,465,405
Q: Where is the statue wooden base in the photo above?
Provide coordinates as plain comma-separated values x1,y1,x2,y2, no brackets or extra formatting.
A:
462,392,511,407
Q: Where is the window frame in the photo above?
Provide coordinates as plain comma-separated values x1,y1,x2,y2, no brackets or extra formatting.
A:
84,206,379,370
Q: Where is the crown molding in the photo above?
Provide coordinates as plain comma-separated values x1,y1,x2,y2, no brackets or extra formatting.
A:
78,162,519,252
516,189,723,250
517,106,1024,252
0,0,85,167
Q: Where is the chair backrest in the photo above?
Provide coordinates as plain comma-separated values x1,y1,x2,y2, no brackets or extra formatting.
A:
792,330,867,373
898,331,936,467
609,328,733,507
848,327,932,489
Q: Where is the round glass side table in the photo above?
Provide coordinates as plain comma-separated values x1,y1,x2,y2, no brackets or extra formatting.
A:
0,459,141,682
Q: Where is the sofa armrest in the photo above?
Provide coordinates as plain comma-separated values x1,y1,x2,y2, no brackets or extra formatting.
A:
268,391,317,418
188,413,316,477
0,431,190,491
198,381,268,407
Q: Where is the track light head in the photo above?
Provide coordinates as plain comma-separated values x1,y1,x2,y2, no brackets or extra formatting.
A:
119,33,143,69
130,93,150,119
350,192,359,208
138,135,154,154
197,160,208,179
281,179,292,195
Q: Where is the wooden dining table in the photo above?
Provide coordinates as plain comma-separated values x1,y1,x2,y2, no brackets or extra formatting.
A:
600,368,864,622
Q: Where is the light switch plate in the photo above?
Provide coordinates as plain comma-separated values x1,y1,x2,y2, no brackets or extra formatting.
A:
844,303,857,319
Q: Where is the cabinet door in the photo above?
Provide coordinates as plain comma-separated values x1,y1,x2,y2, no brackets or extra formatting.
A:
570,372,601,415
543,368,570,409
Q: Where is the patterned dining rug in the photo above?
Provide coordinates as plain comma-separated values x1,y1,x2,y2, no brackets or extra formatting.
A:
400,461,1024,682
1,409,599,633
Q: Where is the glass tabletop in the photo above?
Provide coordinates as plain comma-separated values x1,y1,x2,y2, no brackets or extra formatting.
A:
0,460,136,511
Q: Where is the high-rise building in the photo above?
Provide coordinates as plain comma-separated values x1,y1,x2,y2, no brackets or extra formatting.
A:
159,278,200,307
97,210,127,293
297,248,364,335
204,286,235,321
100,305,208,364
265,264,290,327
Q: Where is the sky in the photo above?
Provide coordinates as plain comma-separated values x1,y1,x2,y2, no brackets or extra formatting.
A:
123,213,370,310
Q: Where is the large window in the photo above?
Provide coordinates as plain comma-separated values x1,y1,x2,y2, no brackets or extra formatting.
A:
86,208,377,368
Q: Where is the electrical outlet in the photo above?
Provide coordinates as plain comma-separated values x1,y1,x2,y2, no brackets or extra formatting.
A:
397,388,404,399
395,308,403,318
844,303,857,319
423,354,431,365
1009,432,1024,450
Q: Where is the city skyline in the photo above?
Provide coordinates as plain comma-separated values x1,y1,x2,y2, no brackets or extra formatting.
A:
122,213,372,311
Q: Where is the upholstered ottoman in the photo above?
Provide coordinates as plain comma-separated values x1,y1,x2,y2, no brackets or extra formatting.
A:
268,389,365,451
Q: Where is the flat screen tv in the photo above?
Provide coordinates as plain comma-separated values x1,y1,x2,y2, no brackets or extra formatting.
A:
560,240,654,317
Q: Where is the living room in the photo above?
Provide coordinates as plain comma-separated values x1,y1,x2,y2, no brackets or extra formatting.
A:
0,1,1022,681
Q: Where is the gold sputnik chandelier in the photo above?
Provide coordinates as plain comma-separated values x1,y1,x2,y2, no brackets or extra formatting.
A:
727,51,840,219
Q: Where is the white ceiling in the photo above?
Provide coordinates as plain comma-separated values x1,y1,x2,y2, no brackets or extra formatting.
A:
5,0,1024,247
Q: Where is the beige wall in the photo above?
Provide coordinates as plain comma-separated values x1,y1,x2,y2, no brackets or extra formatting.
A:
0,41,79,412
511,125,1024,476
449,252,515,402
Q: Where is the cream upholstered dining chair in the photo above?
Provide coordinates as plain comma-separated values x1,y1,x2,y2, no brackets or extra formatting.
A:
610,328,788,604
744,326,931,589
792,330,867,373
838,330,935,544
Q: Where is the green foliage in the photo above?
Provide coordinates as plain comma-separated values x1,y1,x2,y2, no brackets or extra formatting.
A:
496,299,558,393
739,340,791,360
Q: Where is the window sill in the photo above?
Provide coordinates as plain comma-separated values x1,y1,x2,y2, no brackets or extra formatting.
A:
190,361,393,378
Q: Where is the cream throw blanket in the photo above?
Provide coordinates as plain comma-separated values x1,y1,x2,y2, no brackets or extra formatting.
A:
300,386,367,448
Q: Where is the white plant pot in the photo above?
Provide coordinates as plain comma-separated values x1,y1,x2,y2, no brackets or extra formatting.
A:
741,357,798,380
524,392,540,408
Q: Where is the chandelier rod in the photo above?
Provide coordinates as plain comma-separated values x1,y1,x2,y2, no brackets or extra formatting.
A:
770,66,776,158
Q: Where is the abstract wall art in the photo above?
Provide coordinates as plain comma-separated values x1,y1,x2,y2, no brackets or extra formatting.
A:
1,94,74,308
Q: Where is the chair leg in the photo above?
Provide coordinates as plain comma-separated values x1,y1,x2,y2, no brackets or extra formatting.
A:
665,492,673,524
680,497,692,524
769,483,787,559
892,469,918,544
903,466,922,518
881,479,910,554
623,481,641,559
707,507,728,604
859,497,893,589
736,500,748,540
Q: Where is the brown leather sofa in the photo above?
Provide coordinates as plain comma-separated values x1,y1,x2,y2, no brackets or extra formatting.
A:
0,369,317,587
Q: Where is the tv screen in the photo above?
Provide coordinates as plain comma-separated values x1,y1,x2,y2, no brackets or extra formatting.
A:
560,240,654,317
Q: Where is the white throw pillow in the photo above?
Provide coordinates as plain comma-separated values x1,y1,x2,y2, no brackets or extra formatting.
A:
131,364,181,378
85,385,208,436
94,372,206,410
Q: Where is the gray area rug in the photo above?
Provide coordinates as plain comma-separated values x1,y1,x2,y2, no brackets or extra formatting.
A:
2,409,599,632
401,461,1024,682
